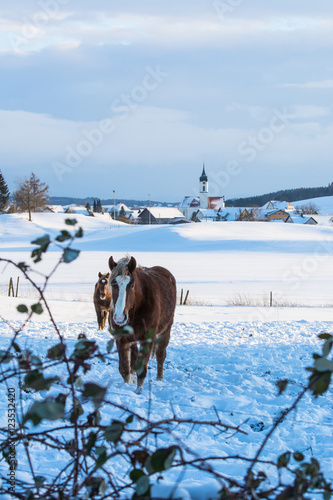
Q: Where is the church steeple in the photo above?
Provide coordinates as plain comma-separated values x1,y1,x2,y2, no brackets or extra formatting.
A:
200,164,208,183
199,163,208,194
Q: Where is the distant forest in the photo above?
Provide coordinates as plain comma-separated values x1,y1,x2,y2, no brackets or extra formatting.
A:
225,183,333,208
49,196,178,208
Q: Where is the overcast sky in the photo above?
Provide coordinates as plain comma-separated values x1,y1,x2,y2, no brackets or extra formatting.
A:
1,1,333,202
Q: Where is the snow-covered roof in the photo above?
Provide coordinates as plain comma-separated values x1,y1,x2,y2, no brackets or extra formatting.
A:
179,196,200,209
196,209,219,219
262,201,295,211
285,215,318,225
145,207,185,219
105,203,132,213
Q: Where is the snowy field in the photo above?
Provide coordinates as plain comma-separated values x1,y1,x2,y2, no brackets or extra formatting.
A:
1,207,333,498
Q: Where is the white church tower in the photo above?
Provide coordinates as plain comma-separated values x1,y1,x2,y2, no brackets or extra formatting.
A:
199,164,209,209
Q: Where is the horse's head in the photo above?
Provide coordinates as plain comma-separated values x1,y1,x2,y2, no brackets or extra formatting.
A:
108,256,137,327
97,272,110,300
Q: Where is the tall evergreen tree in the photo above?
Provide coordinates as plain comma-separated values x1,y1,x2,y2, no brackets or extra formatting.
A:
93,199,97,212
0,170,10,213
96,199,102,213
13,172,49,222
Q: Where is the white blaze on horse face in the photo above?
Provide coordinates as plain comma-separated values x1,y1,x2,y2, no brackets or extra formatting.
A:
113,275,130,325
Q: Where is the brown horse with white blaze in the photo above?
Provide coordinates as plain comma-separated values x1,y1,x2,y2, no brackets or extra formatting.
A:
108,255,177,394
93,272,111,330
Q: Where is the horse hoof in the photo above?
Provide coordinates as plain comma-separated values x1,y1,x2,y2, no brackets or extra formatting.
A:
135,386,143,395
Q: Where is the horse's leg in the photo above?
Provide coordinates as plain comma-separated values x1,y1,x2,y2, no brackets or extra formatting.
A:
130,343,138,375
96,308,103,330
101,310,107,330
136,341,154,394
155,329,171,380
116,339,131,383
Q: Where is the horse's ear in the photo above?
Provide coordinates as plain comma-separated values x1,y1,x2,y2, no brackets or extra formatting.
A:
106,272,110,278
98,272,102,278
109,256,117,271
128,256,137,274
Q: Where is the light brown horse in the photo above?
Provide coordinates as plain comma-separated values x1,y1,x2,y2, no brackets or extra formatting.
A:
93,272,111,330
108,256,176,393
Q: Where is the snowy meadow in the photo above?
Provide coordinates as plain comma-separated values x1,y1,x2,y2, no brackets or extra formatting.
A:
1,210,333,499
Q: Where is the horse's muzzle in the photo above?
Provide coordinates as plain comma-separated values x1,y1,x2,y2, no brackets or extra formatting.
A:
113,313,128,327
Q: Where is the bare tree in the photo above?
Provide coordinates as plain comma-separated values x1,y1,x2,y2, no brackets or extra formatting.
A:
295,202,319,215
13,172,49,221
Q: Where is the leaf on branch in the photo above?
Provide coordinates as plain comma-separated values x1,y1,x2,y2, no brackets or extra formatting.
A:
277,451,291,469
65,218,77,226
55,230,72,242
70,397,84,424
82,383,106,408
75,227,84,238
135,475,150,496
24,399,65,426
276,379,289,395
145,446,177,474
86,432,97,455
63,248,80,264
104,420,124,444
293,452,305,462
309,371,332,396
0,350,13,364
31,235,50,252
47,343,66,360
72,339,98,360
31,303,43,315
18,262,29,271
23,370,59,392
94,446,108,469
17,304,29,313
12,342,21,353
31,355,42,367
314,357,333,373
85,477,107,496
130,469,145,482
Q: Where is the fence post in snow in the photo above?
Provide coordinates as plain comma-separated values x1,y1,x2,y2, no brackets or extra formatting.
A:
180,289,183,305
16,277,20,297
270,291,273,307
184,290,190,305
8,278,14,297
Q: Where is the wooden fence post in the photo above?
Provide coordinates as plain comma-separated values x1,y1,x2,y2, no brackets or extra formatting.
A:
270,291,273,307
8,278,14,297
184,290,190,305
16,277,20,297
180,289,183,305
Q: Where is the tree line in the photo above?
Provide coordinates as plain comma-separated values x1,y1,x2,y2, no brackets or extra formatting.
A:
226,182,333,207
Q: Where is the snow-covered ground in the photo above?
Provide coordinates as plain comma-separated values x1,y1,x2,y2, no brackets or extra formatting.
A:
1,209,333,498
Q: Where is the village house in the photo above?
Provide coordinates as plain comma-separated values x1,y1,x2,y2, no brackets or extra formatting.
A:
138,207,185,224
285,215,318,225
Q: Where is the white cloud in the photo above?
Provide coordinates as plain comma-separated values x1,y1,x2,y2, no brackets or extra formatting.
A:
280,80,333,90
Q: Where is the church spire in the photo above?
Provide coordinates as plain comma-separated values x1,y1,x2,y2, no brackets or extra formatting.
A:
200,163,208,182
